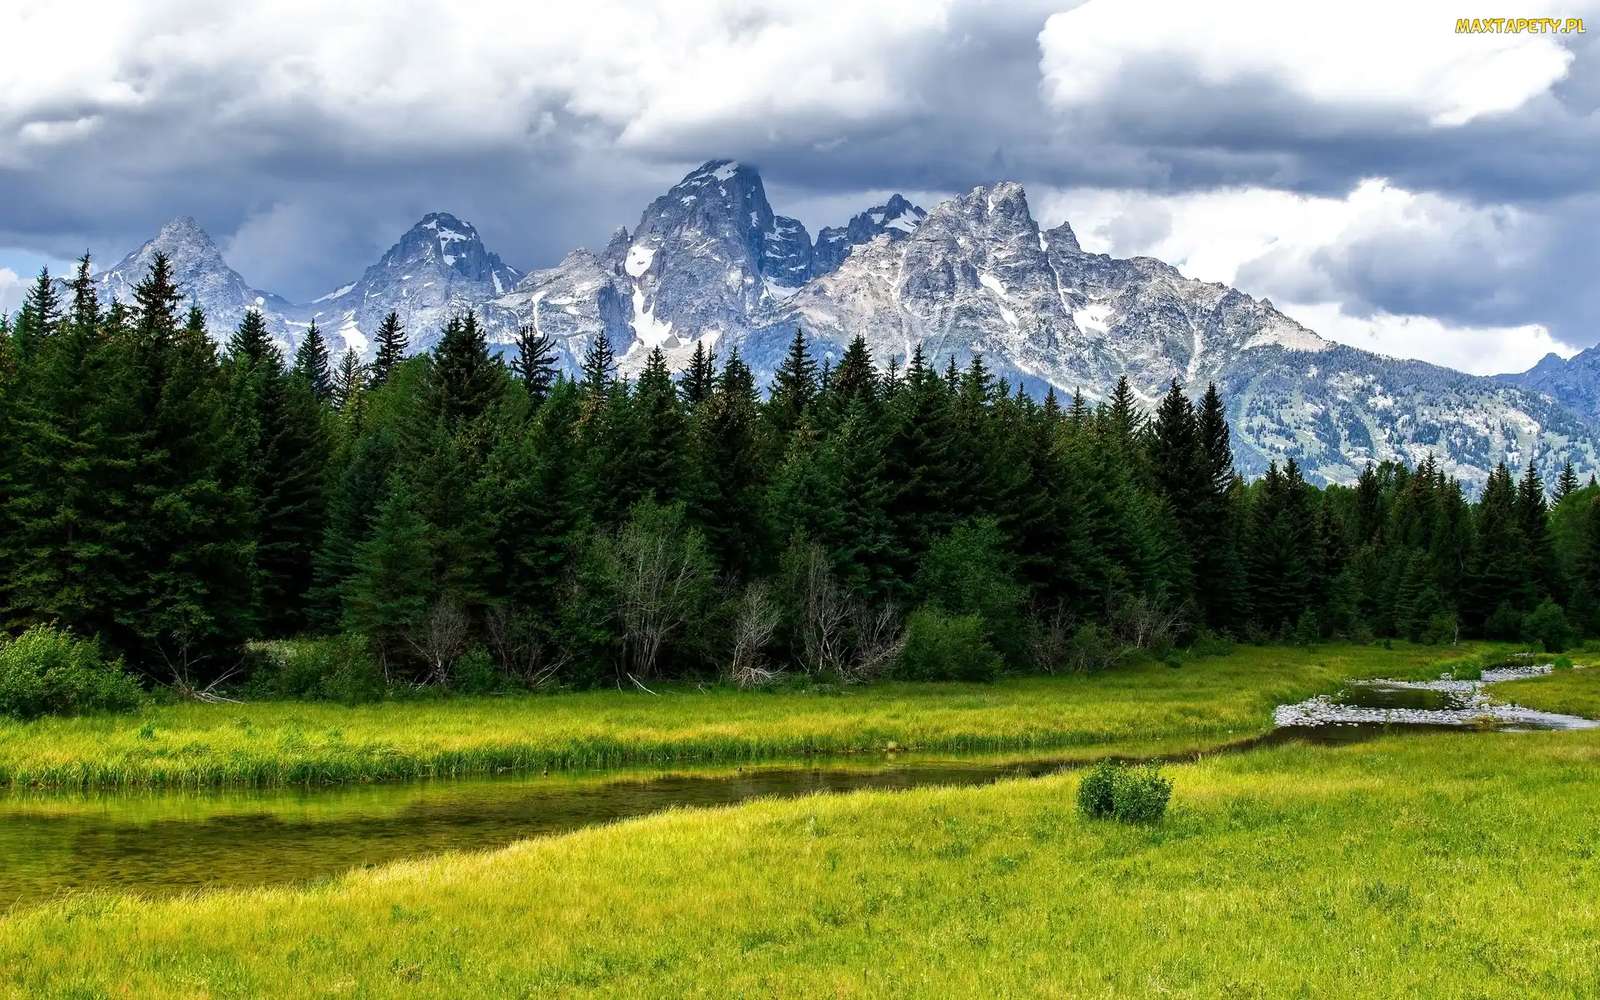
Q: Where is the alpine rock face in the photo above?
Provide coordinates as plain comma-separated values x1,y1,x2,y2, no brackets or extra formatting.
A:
76,162,1600,487
492,159,818,374
1495,349,1600,424
304,212,521,356
811,194,927,276
90,216,299,350
748,181,1596,486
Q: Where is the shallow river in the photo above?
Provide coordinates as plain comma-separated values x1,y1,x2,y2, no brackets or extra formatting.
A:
1,666,1592,911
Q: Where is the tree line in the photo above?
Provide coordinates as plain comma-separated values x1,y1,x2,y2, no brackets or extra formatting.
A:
0,255,1594,692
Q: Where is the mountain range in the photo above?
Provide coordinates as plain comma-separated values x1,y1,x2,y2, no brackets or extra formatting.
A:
79,159,1599,488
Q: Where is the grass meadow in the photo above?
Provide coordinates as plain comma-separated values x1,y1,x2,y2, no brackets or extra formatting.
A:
0,642,1499,789
3,728,1598,997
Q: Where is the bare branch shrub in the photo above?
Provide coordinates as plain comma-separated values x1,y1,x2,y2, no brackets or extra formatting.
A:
592,503,714,679
1111,594,1188,653
843,600,905,683
406,599,470,685
794,544,851,676
484,605,565,689
728,580,783,688
1028,603,1074,674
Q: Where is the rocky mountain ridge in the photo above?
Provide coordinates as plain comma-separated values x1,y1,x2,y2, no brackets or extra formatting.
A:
71,161,1599,487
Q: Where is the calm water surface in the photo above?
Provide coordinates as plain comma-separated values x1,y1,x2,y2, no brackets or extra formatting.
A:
0,709,1581,910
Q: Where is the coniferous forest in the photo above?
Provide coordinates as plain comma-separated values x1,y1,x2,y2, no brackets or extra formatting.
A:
2,253,1595,696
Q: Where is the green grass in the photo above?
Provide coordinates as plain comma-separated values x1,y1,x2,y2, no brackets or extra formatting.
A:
5,729,1600,997
0,643,1498,789
1494,665,1600,717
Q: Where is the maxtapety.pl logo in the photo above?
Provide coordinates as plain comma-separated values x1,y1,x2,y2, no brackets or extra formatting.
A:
1455,16,1586,32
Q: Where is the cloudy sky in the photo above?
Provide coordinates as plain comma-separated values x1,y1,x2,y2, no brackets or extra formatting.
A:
1,0,1596,374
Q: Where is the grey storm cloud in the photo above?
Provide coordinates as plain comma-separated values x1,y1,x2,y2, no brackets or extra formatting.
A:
1,0,1596,354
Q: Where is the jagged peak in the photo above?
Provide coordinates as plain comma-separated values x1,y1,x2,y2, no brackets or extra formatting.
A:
1044,221,1081,254
926,181,1035,233
410,211,481,239
157,215,211,241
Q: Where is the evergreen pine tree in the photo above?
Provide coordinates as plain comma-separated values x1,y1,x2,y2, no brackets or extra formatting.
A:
310,428,398,628
371,311,408,386
632,347,686,503
510,323,558,403
1517,460,1559,600
1555,460,1580,504
428,312,502,427
293,321,334,402
225,308,328,637
345,476,433,669
1463,462,1529,629
766,328,818,443
1105,375,1147,449
678,340,716,409
226,309,276,366
580,329,616,396
332,347,366,412
828,335,878,416
881,347,959,585
1149,378,1201,592
689,349,767,577
11,267,61,362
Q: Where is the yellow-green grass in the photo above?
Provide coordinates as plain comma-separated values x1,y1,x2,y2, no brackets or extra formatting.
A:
0,643,1498,790
5,729,1598,998
1494,664,1600,717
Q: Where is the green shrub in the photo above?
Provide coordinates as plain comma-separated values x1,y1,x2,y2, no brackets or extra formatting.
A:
915,518,1030,666
1077,760,1173,824
0,625,144,719
451,646,500,694
1063,623,1124,673
1112,764,1174,823
1188,630,1234,658
1077,760,1119,818
1485,602,1525,641
1554,655,1574,670
247,635,386,703
1523,599,1572,653
1421,612,1458,645
897,607,1001,682
1292,609,1320,646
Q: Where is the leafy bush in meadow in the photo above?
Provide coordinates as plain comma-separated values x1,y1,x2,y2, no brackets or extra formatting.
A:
1523,600,1572,653
897,608,1001,682
246,634,386,704
1077,760,1173,824
0,625,144,719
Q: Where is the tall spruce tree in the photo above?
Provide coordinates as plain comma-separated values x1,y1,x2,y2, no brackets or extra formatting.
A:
690,349,767,577
510,323,558,403
225,307,327,637
332,348,366,412
11,267,61,362
428,312,502,427
632,347,686,503
1555,460,1580,504
293,321,334,402
1517,460,1559,601
345,475,433,669
580,329,616,397
828,335,878,417
371,311,408,386
678,340,717,409
766,328,818,443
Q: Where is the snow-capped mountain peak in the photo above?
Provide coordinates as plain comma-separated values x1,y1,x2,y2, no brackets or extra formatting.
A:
305,211,521,356
89,215,298,351
813,193,928,276
80,161,1600,488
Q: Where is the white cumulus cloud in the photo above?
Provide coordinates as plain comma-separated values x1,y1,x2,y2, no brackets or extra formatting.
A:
1039,0,1582,128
